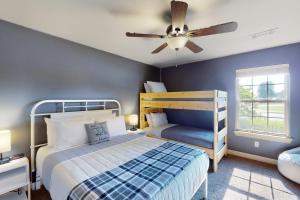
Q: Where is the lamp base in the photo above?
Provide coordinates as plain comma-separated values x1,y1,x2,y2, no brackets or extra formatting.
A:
130,127,138,131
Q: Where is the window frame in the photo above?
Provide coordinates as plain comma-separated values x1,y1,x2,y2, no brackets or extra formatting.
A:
235,64,292,143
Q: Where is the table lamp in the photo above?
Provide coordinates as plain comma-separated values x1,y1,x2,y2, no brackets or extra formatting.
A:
0,130,11,165
128,114,138,131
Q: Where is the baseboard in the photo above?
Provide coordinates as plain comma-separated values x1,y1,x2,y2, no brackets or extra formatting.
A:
228,149,277,165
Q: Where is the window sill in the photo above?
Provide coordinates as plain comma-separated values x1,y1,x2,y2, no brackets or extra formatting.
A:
234,130,293,143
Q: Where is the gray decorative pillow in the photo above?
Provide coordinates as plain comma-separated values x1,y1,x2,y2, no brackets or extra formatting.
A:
85,122,110,145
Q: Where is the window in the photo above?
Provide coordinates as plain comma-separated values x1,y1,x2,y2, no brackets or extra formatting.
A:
235,64,290,139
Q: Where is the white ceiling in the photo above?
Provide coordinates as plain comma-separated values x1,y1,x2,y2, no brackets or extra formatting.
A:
1,0,300,67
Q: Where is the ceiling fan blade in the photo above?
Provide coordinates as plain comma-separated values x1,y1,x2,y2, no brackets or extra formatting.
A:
126,32,165,38
152,43,168,54
185,41,203,53
188,22,238,37
171,1,188,32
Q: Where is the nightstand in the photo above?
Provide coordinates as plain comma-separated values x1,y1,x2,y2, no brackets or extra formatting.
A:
0,157,31,200
127,129,146,135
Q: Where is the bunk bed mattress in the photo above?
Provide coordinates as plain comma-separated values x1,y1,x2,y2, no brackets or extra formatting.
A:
37,134,209,200
148,125,224,150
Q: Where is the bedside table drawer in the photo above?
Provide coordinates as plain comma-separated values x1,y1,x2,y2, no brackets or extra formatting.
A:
0,167,27,195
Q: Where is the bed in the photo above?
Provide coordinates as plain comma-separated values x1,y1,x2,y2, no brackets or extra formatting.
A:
140,90,228,172
145,124,225,151
31,100,209,200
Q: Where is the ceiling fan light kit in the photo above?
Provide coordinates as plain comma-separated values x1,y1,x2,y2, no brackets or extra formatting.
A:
126,0,238,54
167,35,188,50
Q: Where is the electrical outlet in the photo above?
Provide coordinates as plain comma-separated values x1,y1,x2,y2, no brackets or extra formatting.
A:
254,141,260,148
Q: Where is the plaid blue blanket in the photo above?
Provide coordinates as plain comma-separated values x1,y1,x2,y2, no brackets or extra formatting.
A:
67,142,203,200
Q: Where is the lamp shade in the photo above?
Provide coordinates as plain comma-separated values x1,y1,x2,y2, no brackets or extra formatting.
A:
0,130,11,153
128,114,138,126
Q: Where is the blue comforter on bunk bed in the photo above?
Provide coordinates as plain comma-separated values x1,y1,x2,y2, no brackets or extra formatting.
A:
161,125,224,151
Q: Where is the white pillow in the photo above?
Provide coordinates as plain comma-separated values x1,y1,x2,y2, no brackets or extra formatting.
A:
45,118,56,147
144,83,151,93
106,116,127,137
45,117,92,150
50,111,85,120
46,117,85,147
50,109,115,120
145,113,153,127
146,81,167,93
84,109,116,118
150,112,168,127
86,112,116,122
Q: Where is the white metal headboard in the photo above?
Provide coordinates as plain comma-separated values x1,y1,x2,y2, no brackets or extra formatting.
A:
30,99,121,183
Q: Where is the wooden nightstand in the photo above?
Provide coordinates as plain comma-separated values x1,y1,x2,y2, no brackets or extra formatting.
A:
0,157,31,200
127,129,146,135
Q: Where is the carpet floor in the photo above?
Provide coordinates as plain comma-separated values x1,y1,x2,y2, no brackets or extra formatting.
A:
31,155,300,200
192,155,300,200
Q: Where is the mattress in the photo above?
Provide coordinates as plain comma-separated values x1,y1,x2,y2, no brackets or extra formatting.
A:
146,124,224,151
36,145,59,181
144,124,176,137
36,134,209,200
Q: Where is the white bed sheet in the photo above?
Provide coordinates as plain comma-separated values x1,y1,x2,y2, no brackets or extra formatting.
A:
37,144,89,184
36,145,58,183
37,136,208,200
144,123,176,137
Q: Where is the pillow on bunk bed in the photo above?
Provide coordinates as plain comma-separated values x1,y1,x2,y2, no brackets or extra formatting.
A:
144,83,151,93
150,112,168,127
147,81,167,93
146,113,154,127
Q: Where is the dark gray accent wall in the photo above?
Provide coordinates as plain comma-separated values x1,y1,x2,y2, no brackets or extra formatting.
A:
0,20,159,157
162,43,300,159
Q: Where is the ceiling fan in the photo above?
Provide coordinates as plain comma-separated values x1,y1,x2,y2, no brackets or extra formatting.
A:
126,0,238,54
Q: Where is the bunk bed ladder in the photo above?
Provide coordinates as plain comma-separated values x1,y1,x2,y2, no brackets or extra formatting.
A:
213,90,228,172
213,90,219,172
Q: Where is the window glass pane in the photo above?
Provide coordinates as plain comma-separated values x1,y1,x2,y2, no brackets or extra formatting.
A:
239,86,252,100
253,117,268,132
236,67,289,135
238,77,252,85
253,102,267,117
268,118,285,133
269,103,284,118
253,75,267,85
269,84,286,100
240,102,252,116
253,85,267,100
240,117,252,130
268,74,285,84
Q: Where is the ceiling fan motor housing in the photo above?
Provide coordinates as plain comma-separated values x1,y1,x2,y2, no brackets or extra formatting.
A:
166,24,189,50
166,25,189,36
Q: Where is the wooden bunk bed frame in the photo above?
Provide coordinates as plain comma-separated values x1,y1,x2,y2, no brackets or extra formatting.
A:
140,90,228,172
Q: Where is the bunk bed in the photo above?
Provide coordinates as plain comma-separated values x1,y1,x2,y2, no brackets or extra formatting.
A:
140,90,228,172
